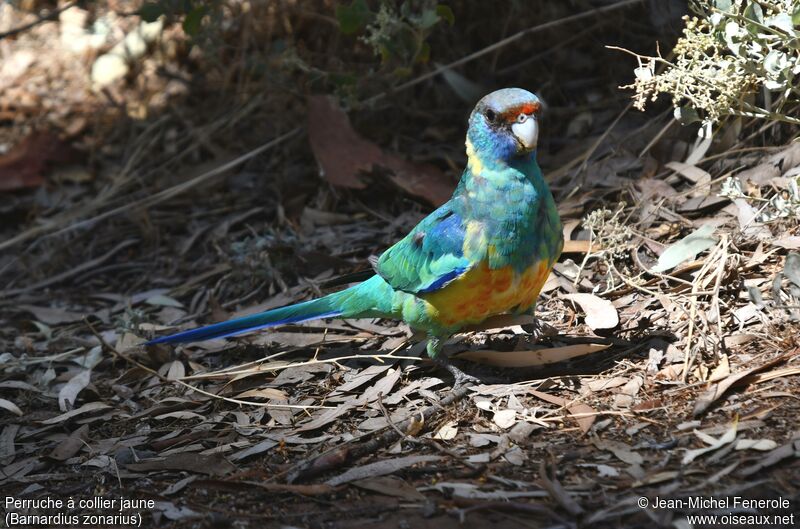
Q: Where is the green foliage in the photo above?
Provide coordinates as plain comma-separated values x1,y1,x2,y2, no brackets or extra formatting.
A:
335,0,454,70
182,5,209,36
336,0,373,34
623,0,800,126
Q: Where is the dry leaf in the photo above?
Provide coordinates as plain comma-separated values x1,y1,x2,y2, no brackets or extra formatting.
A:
652,225,717,273
528,389,596,434
739,438,800,476
744,366,800,385
492,409,517,429
0,398,23,416
0,131,75,191
708,354,730,382
455,343,610,367
576,463,620,477
48,424,90,461
166,361,185,381
307,95,381,189
466,452,490,463
127,453,236,476
154,411,205,421
683,420,738,465
162,475,199,496
234,388,289,401
772,236,800,249
593,439,643,465
563,294,619,330
41,402,110,424
81,455,115,470
326,455,440,486
693,349,798,416
586,376,628,392
734,439,778,451
631,470,681,487
360,368,401,404
383,378,443,406
58,369,91,411
19,304,85,325
666,161,711,186
0,425,19,464
146,294,184,308
296,405,354,432
307,95,452,206
503,445,527,466
614,376,643,408
332,364,392,394
353,476,425,501
423,482,549,500
433,420,458,440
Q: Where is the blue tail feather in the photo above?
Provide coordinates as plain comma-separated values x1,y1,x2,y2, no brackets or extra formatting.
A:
145,296,342,345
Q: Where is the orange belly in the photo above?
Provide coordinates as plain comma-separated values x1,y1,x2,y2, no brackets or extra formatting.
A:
421,260,552,328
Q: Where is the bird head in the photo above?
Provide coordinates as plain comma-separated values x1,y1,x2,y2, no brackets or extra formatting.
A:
467,88,542,163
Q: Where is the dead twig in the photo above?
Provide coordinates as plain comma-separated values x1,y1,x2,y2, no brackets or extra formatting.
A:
285,383,472,483
0,1,77,40
84,319,329,410
1,239,138,296
377,393,484,471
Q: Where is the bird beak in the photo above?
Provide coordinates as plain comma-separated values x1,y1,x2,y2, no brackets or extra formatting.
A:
511,116,538,151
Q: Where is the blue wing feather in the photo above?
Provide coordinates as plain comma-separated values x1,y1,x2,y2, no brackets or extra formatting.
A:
375,202,473,294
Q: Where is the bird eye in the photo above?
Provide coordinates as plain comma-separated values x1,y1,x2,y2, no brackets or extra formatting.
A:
485,109,497,123
517,113,527,123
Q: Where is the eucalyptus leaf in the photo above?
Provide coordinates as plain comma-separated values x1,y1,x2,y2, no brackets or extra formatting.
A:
724,21,741,55
764,50,788,75
182,6,207,36
744,3,763,25
417,8,440,30
714,0,732,13
765,13,794,34
652,225,718,273
685,121,713,165
145,294,184,308
674,105,701,126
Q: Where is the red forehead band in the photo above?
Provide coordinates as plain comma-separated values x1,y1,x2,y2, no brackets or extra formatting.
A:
501,102,540,123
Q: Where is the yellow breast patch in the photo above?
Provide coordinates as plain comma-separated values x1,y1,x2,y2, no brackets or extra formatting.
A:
422,260,552,327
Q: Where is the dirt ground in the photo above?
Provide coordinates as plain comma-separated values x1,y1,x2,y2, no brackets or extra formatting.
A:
1,1,799,528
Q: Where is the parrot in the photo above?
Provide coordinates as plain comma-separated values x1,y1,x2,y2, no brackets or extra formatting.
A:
147,88,564,386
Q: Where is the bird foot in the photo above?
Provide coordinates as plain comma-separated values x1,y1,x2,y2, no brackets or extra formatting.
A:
435,358,479,388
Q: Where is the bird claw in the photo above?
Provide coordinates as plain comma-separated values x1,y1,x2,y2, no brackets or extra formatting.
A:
435,358,480,388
